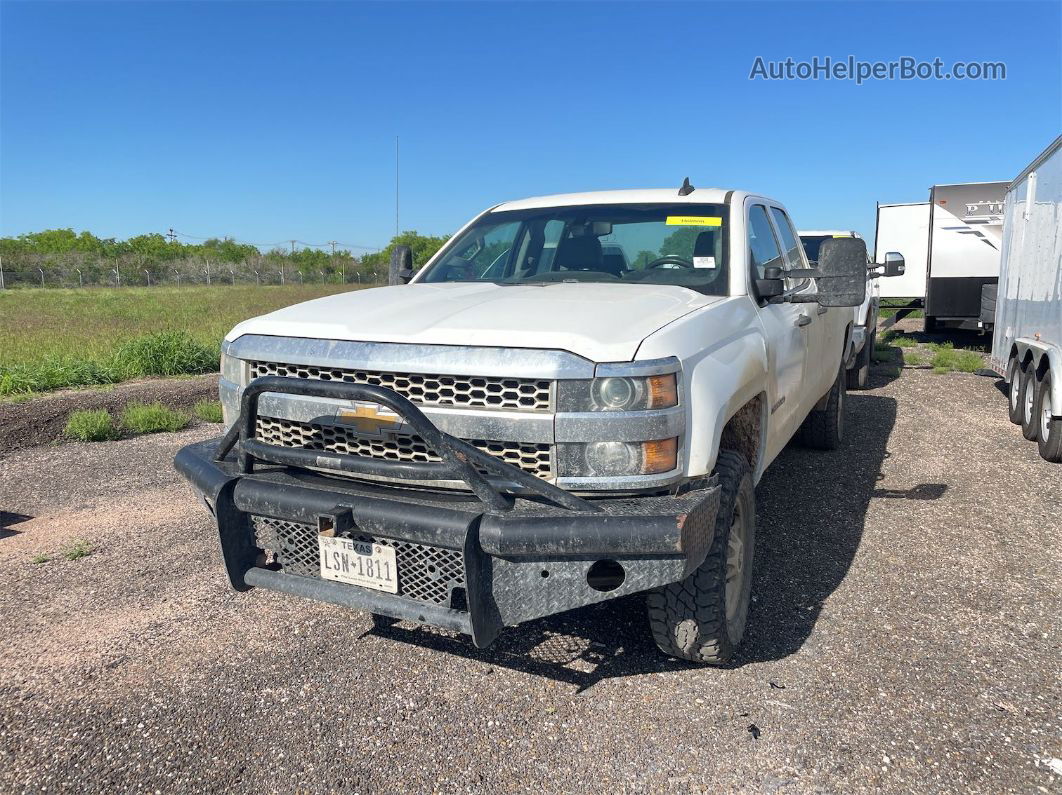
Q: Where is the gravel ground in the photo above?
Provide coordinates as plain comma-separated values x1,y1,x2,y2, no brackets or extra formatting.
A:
0,365,1059,793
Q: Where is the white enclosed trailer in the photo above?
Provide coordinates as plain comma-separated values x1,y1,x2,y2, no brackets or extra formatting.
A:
874,202,930,300
991,135,1062,462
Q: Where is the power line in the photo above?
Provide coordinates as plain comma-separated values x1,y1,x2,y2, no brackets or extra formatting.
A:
169,229,381,251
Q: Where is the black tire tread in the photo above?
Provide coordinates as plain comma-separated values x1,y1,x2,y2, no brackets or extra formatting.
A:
846,327,873,390
1035,369,1062,463
1007,357,1025,425
1021,368,1039,441
799,369,844,450
645,450,752,665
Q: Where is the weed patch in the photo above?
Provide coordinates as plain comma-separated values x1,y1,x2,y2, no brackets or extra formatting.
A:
120,402,188,433
193,400,224,423
62,539,93,561
64,409,120,442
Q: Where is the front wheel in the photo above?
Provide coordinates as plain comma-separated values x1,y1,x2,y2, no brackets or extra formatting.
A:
645,450,755,664
1007,357,1025,425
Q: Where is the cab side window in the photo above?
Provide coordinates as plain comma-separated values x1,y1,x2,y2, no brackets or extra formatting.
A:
748,204,784,280
769,207,805,270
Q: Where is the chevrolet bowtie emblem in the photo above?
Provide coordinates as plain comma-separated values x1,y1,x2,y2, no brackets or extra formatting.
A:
336,402,404,435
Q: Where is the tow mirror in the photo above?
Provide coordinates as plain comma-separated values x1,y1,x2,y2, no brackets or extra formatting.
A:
754,265,785,301
882,251,905,277
810,237,868,307
388,245,414,285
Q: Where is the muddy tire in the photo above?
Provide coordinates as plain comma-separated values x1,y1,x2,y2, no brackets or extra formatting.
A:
1035,369,1062,463
645,450,755,665
1007,357,1025,425
799,367,846,450
847,326,875,390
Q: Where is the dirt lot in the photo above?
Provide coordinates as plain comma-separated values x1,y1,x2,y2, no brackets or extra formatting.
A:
0,365,1059,793
0,374,218,454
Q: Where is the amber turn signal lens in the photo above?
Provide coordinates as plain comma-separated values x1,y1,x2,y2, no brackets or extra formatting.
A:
646,374,678,408
642,437,678,474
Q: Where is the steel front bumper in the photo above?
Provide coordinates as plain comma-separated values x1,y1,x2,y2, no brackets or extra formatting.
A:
175,437,720,648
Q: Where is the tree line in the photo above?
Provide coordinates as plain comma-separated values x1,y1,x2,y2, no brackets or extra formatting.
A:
0,228,450,288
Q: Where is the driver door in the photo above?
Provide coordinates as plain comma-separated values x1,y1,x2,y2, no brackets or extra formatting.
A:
748,203,811,448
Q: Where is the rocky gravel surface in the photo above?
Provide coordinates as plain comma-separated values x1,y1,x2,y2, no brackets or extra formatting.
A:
0,365,1059,793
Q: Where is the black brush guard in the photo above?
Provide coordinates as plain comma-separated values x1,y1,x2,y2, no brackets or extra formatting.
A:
175,375,721,647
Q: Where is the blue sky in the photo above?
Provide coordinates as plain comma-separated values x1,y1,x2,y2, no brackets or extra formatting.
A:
2,1,1059,251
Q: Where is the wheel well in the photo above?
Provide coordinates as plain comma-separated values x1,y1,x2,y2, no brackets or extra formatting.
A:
1035,353,1050,379
719,396,763,474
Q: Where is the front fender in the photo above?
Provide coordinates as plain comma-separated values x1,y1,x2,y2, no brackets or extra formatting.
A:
636,297,769,481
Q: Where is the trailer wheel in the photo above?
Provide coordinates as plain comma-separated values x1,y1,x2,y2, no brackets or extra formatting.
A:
1021,368,1039,441
846,326,875,390
798,367,845,450
1035,369,1062,463
1007,357,1025,425
645,450,754,665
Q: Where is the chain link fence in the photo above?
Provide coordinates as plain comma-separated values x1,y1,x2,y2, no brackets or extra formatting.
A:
0,257,387,289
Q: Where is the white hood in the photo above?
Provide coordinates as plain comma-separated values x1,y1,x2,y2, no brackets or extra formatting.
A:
227,282,721,362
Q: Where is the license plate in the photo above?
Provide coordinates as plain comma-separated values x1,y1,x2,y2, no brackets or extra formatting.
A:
318,536,398,593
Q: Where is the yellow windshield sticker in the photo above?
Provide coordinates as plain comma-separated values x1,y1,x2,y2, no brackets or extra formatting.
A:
666,216,722,227
832,233,853,238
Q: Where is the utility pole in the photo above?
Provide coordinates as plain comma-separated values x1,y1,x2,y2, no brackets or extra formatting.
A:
166,228,177,244
328,241,340,282
0,254,4,289
395,135,400,238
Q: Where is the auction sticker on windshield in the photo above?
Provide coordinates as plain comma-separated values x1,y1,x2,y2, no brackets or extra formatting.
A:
666,216,722,226
319,536,398,593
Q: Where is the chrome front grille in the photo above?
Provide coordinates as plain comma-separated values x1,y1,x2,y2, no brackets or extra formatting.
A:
256,416,554,479
249,361,553,412
251,516,464,606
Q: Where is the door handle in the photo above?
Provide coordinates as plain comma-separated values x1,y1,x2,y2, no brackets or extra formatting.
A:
795,314,813,327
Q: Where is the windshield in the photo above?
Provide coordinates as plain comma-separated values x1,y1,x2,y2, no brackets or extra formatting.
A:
420,203,730,294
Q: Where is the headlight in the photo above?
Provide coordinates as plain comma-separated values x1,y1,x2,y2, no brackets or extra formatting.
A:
558,437,679,477
584,441,639,476
593,377,641,410
558,372,679,412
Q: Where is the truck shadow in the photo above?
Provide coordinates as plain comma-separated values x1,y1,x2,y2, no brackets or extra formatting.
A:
370,393,930,689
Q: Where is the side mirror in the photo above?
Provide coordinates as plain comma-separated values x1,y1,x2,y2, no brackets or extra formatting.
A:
754,277,785,300
388,245,414,285
813,237,868,307
882,251,905,278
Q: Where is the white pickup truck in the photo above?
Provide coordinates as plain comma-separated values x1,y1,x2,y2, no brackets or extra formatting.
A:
176,185,873,664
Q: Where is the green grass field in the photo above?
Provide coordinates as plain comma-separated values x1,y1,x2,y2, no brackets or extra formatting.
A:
0,285,356,395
